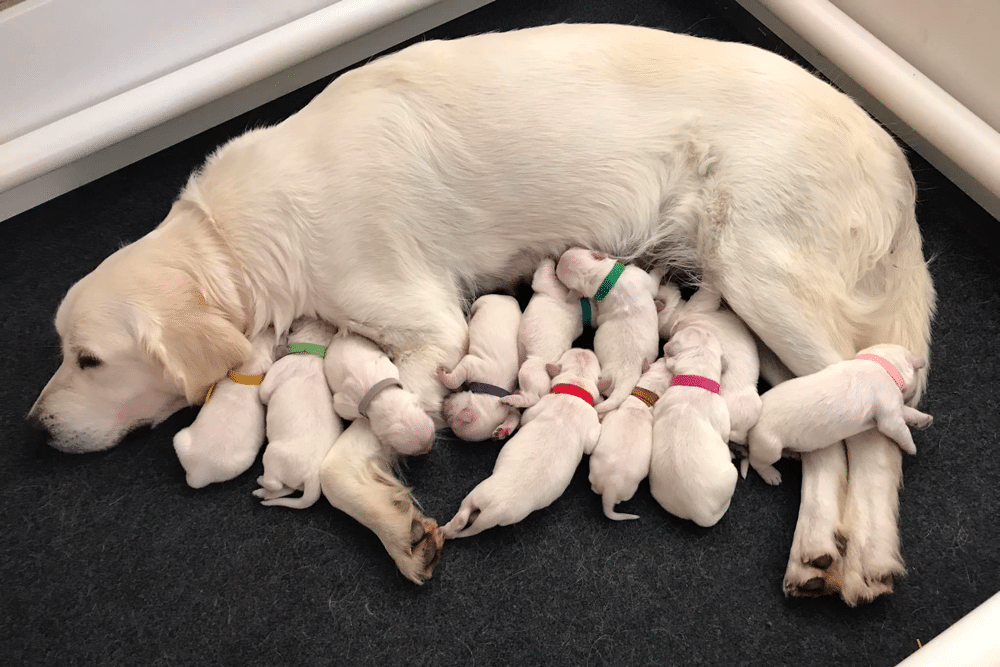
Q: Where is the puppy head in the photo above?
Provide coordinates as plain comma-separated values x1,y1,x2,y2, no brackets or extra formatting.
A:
664,321,724,365
656,283,684,335
555,248,616,297
28,246,250,453
287,317,337,347
552,348,602,385
372,396,435,456
443,392,510,442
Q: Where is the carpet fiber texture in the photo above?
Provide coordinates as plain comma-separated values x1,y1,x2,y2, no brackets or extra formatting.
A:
3,1,998,665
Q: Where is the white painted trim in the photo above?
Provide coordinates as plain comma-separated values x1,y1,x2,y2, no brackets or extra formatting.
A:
894,592,1000,667
0,0,494,221
736,0,1000,221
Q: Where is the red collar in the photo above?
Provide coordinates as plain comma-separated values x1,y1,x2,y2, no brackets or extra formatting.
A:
670,374,721,394
551,383,595,406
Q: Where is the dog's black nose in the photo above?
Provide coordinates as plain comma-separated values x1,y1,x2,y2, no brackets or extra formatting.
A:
25,410,50,436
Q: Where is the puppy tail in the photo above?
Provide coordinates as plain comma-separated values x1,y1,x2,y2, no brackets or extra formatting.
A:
603,494,639,521
261,479,321,510
595,370,640,415
442,492,498,539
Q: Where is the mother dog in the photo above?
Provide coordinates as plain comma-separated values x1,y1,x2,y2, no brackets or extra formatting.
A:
28,24,934,601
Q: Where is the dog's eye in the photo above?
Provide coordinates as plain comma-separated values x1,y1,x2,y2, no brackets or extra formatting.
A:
78,354,102,370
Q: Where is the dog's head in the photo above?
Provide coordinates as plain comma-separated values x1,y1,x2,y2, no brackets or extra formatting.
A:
555,248,615,296
28,231,251,453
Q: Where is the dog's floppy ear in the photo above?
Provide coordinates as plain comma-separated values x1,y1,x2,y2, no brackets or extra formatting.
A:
545,363,562,378
141,298,252,404
591,251,607,260
907,352,927,370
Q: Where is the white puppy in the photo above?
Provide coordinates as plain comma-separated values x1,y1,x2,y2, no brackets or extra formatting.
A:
556,249,661,415
589,357,672,520
748,344,931,485
509,258,584,409
173,328,281,488
650,322,736,527
320,419,444,584
439,294,522,441
255,318,341,508
325,331,434,456
667,287,762,446
656,282,686,335
442,349,603,538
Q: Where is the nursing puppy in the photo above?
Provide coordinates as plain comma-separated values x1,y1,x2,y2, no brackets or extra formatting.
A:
439,294,522,441
255,318,340,508
556,249,661,415
509,258,584,409
442,349,602,538
589,357,672,520
667,287,762,446
748,344,930,485
656,282,686,336
650,322,736,527
320,419,444,584
173,328,282,488
325,331,434,456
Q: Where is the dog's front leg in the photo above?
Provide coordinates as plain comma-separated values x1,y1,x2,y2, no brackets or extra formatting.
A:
319,419,444,584
838,428,905,606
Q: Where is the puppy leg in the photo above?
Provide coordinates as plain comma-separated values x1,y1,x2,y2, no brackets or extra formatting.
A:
874,412,919,456
783,443,848,598
319,420,444,584
492,409,520,440
839,428,905,606
747,431,784,486
901,405,934,430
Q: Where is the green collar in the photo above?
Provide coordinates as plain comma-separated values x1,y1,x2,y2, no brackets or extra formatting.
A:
288,342,327,358
594,262,625,301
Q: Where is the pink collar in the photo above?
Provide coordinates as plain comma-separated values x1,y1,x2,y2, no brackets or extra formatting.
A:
856,353,906,392
670,374,720,394
551,383,595,406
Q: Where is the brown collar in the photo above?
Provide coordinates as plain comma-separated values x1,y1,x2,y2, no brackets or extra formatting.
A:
630,386,659,408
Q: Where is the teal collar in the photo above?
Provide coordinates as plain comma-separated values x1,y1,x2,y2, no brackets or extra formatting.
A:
594,262,625,301
288,342,326,358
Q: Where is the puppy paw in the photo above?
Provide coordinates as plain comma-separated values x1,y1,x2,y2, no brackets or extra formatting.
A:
755,465,782,486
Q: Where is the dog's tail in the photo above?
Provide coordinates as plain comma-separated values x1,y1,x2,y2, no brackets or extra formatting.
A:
595,367,642,416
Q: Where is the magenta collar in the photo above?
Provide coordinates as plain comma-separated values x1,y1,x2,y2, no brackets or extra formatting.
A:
856,353,906,392
670,374,720,394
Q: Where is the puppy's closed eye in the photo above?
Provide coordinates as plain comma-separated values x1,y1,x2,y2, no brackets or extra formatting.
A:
78,354,102,370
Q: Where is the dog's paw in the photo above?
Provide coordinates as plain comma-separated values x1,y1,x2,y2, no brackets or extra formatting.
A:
395,517,445,584
783,529,847,599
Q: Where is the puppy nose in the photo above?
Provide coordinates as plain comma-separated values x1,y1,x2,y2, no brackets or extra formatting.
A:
25,408,51,436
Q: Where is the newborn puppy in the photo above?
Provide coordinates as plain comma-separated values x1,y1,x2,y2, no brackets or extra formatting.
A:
325,331,434,456
589,357,672,520
255,318,341,509
650,322,736,527
748,343,931,485
667,287,762,446
442,348,603,538
439,294,522,441
173,327,282,488
509,258,584,409
556,248,660,415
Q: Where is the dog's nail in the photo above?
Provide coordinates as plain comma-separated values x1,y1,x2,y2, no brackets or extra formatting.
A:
810,554,833,570
800,577,825,592
834,531,848,556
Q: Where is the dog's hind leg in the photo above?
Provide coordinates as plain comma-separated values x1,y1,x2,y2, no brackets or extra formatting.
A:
319,419,444,584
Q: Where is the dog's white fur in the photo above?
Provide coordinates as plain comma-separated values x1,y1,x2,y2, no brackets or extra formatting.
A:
443,349,602,537
655,282,686,335
439,294,522,441
325,331,434,455
254,318,340,508
319,419,444,584
748,344,930,485
589,357,672,520
173,328,281,488
556,249,661,415
509,258,584,409
651,323,736,527
31,24,935,598
668,287,762,445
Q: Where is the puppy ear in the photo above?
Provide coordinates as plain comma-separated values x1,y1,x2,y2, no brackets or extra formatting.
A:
591,251,608,261
664,340,680,357
654,298,665,313
908,353,927,370
545,363,562,378
719,353,729,375
641,359,651,374
664,357,677,373
144,306,251,404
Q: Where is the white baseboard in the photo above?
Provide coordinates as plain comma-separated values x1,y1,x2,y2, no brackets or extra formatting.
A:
0,0,494,222
736,0,1000,222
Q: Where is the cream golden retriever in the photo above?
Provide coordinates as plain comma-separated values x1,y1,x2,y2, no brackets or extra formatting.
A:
28,24,934,599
